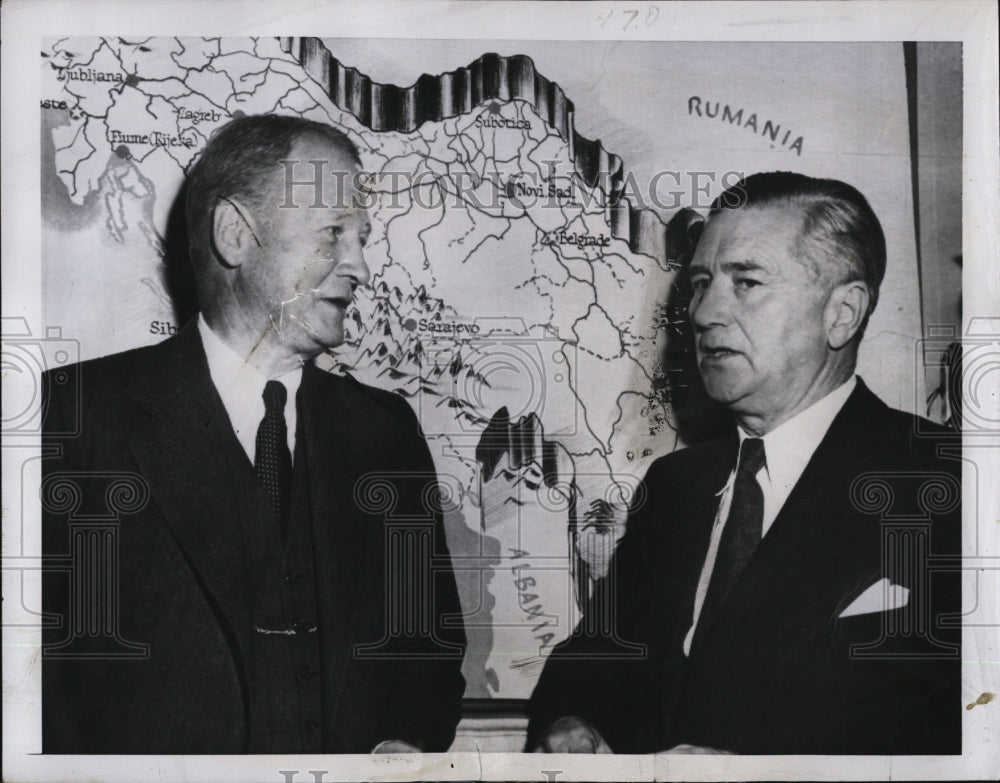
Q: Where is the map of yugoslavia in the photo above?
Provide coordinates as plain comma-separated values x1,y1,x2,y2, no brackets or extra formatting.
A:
41,36,699,698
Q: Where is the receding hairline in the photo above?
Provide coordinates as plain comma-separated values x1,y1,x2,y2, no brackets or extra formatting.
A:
242,130,364,209
190,118,362,205
699,201,864,297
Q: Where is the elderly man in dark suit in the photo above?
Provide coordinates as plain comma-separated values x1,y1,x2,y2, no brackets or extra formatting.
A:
528,172,961,755
42,114,465,754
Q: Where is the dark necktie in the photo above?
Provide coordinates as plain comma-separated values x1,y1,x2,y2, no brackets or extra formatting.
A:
691,437,766,654
255,380,292,538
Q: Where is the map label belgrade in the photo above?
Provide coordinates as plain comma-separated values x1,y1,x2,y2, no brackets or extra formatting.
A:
543,231,612,250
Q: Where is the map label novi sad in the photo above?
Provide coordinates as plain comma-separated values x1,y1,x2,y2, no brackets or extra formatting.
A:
109,130,196,148
506,175,576,204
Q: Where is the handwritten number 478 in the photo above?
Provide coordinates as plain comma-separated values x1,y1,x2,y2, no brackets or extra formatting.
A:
596,6,660,31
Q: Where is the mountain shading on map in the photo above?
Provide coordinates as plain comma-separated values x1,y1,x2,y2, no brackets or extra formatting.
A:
476,407,563,490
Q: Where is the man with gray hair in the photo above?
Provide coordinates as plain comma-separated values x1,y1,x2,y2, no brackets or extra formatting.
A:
42,114,465,754
529,172,961,754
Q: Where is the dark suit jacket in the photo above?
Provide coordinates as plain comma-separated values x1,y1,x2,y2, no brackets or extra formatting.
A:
528,380,961,754
42,321,466,753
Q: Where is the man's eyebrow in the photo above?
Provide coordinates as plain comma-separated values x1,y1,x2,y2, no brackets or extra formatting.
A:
688,259,770,278
719,260,769,274
315,217,372,235
315,214,350,229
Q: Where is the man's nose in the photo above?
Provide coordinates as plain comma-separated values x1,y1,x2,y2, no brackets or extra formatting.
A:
339,238,371,287
689,278,729,331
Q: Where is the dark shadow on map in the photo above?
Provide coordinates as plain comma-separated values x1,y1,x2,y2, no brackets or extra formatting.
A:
162,180,199,328
446,504,502,697
41,109,105,233
656,210,733,445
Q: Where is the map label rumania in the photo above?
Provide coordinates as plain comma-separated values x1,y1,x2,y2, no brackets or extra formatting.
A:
688,94,805,155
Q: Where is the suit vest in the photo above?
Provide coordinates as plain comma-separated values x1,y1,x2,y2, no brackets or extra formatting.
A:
241,396,324,753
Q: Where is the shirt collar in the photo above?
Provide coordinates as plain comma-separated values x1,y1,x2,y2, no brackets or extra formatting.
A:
196,313,303,459
199,312,269,396
736,376,857,499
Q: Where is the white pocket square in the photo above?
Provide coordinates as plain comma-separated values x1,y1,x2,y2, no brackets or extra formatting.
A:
838,578,909,618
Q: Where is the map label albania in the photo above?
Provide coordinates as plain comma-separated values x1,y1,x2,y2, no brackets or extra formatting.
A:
41,36,699,699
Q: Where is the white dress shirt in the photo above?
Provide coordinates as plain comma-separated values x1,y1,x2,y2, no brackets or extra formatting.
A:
682,376,857,656
197,314,302,464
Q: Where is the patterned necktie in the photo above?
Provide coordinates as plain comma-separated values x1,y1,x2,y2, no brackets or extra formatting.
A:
254,380,292,538
692,437,766,654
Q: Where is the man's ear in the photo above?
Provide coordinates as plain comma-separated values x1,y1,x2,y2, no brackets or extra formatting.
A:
212,197,261,268
825,279,870,349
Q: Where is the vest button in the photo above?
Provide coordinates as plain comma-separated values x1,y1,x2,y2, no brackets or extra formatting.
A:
299,665,315,680
283,570,299,584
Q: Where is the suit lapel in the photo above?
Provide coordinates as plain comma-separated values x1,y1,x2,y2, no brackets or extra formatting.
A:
652,431,737,614
125,323,265,667
648,433,737,731
681,383,886,701
724,381,885,629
